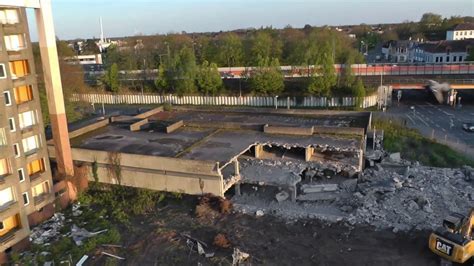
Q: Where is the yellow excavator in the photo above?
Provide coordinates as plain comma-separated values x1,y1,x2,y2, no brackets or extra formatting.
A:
429,208,474,264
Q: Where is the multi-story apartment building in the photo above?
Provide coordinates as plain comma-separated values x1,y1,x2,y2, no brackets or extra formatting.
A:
446,23,474,41
0,7,55,257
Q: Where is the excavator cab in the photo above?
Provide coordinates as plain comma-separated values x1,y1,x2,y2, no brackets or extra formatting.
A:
429,209,474,264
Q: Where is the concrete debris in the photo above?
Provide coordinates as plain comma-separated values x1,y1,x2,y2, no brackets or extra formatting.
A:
72,203,83,217
301,184,338,193
255,210,264,217
340,179,358,192
232,248,250,265
389,152,401,162
30,213,65,245
71,224,108,246
76,255,89,266
275,191,289,202
101,252,125,260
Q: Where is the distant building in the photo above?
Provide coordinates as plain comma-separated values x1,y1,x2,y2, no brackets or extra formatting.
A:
411,40,474,63
446,23,474,40
64,54,103,65
381,40,417,63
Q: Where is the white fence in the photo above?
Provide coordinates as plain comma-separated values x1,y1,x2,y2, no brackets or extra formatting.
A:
71,93,378,108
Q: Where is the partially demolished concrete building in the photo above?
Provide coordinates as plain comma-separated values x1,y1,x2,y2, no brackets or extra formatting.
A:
48,107,371,200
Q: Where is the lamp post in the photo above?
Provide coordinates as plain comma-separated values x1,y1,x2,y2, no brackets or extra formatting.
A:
275,95,279,109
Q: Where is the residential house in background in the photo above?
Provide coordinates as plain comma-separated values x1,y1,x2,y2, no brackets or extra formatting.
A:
411,39,473,63
446,23,474,40
381,40,417,62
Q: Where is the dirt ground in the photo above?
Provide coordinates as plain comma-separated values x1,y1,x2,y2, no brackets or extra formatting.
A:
86,195,444,266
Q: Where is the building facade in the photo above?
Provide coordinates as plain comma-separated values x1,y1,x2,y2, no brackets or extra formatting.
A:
446,23,474,41
0,7,55,254
411,40,473,64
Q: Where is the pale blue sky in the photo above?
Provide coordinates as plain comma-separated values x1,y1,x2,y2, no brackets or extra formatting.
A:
28,0,474,40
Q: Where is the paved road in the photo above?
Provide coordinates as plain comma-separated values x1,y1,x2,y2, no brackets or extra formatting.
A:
383,101,474,159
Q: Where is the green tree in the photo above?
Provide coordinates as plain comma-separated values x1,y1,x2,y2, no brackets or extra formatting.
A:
250,57,284,95
467,48,474,61
307,42,336,96
105,63,120,93
341,54,355,89
154,64,168,93
352,78,366,108
218,32,243,67
197,61,223,95
250,31,273,64
174,46,197,95
420,13,443,31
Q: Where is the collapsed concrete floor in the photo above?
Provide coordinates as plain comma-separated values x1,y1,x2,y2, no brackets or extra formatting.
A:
230,154,474,232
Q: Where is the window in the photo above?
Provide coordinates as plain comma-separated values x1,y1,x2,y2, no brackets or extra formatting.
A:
18,169,24,182
27,158,45,176
453,56,457,62
14,86,33,104
440,57,443,63
0,9,19,24
8,118,15,132
459,56,463,61
0,215,20,236
18,110,36,130
0,159,10,177
0,187,14,207
3,91,11,106
9,60,30,79
22,135,39,155
435,57,439,63
4,34,26,51
13,143,20,158
446,56,450,62
0,128,6,146
32,181,49,197
0,64,6,79
22,192,28,206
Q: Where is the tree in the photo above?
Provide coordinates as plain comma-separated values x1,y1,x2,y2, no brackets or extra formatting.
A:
467,48,474,61
105,63,120,93
154,64,168,93
352,78,366,108
420,13,443,31
250,57,284,95
307,42,336,96
197,61,223,95
341,54,355,89
174,46,197,95
218,32,243,67
250,31,273,64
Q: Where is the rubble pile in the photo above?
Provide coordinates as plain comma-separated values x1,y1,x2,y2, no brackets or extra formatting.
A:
348,165,474,232
30,213,66,245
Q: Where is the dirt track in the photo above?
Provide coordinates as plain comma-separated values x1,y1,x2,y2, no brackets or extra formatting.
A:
88,196,442,266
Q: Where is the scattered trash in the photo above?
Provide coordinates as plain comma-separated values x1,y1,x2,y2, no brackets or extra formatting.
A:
255,210,264,217
75,255,89,266
71,224,108,246
72,203,83,217
181,233,215,258
30,213,65,245
232,248,250,265
101,252,125,260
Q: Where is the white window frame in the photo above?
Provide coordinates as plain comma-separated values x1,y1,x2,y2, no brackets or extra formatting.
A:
0,64,6,79
22,192,29,206
19,110,36,130
8,117,16,132
18,168,25,182
3,91,11,106
13,143,20,158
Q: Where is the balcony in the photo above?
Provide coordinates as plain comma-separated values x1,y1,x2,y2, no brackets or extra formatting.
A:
20,125,35,134
29,171,44,182
33,193,50,206
24,148,39,157
0,201,16,214
0,228,18,245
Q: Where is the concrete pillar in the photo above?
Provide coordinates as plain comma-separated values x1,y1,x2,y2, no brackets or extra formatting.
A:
235,182,241,196
254,144,264,159
234,159,240,176
305,146,314,162
289,186,296,202
35,0,74,176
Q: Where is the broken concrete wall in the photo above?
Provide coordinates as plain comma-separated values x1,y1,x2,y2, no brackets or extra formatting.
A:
263,125,314,136
68,118,110,139
48,146,225,197
166,120,184,133
130,118,149,132
134,106,164,119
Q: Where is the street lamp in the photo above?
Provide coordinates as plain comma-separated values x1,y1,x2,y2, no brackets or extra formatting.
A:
275,95,279,109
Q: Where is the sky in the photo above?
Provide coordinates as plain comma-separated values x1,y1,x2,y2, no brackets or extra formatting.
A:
27,0,474,41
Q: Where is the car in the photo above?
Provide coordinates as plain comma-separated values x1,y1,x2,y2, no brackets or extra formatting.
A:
462,122,474,132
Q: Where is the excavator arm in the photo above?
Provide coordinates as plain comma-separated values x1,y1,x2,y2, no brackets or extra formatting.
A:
461,208,474,240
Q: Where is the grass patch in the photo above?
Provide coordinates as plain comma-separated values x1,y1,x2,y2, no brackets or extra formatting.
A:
373,118,474,168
